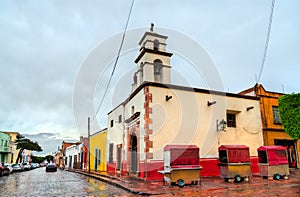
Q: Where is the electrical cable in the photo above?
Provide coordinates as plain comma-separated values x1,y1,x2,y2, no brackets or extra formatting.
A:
256,0,275,83
92,0,135,121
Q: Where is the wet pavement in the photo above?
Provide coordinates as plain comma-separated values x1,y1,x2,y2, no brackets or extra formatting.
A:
69,168,300,196
1,166,299,196
0,167,138,196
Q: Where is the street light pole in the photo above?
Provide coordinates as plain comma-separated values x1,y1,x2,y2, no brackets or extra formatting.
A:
88,117,90,174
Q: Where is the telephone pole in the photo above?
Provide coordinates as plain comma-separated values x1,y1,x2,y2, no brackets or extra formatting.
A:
88,117,90,173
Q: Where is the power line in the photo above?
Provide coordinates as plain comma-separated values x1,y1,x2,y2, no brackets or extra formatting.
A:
92,0,135,121
256,0,275,83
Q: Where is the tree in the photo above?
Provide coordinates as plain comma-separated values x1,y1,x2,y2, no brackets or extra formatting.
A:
45,155,54,163
31,155,45,164
278,93,300,168
14,134,43,163
278,93,300,140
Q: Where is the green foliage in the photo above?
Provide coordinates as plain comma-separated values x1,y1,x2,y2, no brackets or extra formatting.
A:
14,134,43,163
15,134,43,152
278,93,300,140
31,155,45,163
45,155,54,163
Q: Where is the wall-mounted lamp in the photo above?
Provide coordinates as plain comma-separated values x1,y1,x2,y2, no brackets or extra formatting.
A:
208,101,216,106
217,119,227,132
246,106,254,111
166,95,172,101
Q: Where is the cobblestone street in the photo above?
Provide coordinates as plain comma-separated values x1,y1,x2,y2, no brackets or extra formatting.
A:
70,168,300,197
1,167,299,196
0,167,137,197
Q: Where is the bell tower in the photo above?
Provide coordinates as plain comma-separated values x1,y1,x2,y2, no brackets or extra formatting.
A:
132,23,173,91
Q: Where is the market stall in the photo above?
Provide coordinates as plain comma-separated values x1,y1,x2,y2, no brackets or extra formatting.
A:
257,146,289,180
158,145,202,187
218,145,251,183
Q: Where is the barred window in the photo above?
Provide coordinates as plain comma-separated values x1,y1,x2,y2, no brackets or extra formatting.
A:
227,113,236,128
272,106,281,124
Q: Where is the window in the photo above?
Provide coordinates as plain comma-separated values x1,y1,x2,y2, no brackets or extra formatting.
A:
258,151,268,163
118,115,122,123
272,106,282,124
276,150,286,158
227,113,236,127
219,150,228,163
109,143,113,164
153,39,159,51
153,59,163,83
110,120,114,127
154,59,163,75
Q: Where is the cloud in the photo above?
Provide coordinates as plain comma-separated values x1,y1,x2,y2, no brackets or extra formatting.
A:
0,0,299,156
23,132,78,156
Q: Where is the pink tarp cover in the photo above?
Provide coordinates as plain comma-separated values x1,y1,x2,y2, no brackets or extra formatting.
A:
218,145,250,163
257,146,288,166
164,145,200,166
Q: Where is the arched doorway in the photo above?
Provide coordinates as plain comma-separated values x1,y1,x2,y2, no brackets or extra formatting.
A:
131,133,138,173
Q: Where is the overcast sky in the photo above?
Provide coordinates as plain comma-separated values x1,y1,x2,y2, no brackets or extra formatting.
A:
0,0,299,156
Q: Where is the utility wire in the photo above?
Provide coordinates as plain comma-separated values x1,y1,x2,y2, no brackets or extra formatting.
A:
256,0,275,83
92,0,135,121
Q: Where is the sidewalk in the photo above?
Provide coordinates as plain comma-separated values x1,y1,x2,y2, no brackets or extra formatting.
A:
67,168,300,196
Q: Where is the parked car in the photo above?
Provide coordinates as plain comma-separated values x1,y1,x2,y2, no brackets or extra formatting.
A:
30,163,37,169
0,163,10,176
4,163,13,174
12,163,24,172
22,163,31,171
40,162,47,167
45,163,57,172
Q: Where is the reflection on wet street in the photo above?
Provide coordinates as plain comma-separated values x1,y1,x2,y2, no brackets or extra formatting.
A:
0,167,136,196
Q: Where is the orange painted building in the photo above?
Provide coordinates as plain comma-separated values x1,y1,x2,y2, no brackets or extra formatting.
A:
240,84,299,168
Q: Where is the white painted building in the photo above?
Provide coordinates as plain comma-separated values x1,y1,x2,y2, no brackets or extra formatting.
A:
65,144,80,169
107,26,263,180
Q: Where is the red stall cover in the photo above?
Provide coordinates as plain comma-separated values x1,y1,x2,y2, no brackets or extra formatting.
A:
257,146,288,166
164,145,200,166
218,145,250,163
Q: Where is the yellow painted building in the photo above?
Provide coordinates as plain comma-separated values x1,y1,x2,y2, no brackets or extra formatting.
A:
240,84,300,168
90,128,107,172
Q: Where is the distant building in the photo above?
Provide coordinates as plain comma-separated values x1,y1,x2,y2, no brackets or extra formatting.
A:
79,136,88,170
54,149,64,169
240,83,300,168
65,144,80,169
106,27,263,180
0,131,11,163
2,131,32,164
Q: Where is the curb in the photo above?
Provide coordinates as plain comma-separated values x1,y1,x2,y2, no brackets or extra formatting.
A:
65,169,167,196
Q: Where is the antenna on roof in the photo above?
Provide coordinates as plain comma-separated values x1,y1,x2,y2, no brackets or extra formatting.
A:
282,84,285,93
